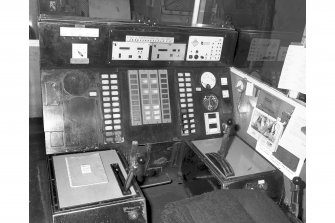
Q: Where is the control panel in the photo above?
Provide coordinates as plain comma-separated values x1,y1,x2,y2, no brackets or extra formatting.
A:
111,42,150,60
186,36,224,61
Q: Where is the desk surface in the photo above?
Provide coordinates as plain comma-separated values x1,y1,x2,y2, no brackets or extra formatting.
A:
191,137,275,178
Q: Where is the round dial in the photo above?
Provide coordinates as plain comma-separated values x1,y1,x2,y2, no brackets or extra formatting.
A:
201,72,216,89
202,94,219,111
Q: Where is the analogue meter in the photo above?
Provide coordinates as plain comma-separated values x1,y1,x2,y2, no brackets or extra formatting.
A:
200,72,216,89
202,94,219,111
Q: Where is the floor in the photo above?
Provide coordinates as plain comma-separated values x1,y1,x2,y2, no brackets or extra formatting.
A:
29,118,193,223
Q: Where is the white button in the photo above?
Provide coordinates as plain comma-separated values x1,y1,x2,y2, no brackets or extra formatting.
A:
103,97,110,101
145,111,151,115
103,103,111,107
178,73,184,77
112,102,119,107
189,114,194,118
101,74,109,78
184,125,189,129
144,105,150,109
186,88,192,92
152,89,158,94
188,108,194,112
179,88,185,92
104,114,112,119
179,83,185,87
104,108,111,113
113,108,120,112
102,91,110,96
196,87,202,92
142,79,148,84
221,77,228,85
222,90,229,98
191,129,196,133
112,97,119,101
187,93,193,97
114,125,121,130
154,115,160,120
180,98,186,103
145,116,151,120
178,78,184,82
110,74,117,79
143,90,149,94
105,126,113,130
111,85,118,90
110,80,118,84
183,114,187,118
190,119,195,123
114,119,121,124
153,105,160,109
181,104,186,108
114,114,120,118
111,91,119,95
186,83,191,87
102,80,109,85
151,79,157,84
105,120,112,125
190,124,195,128
183,120,188,123
102,86,109,90
180,93,185,98
89,91,97,97
185,73,190,77
187,98,193,102
185,78,191,82
188,103,194,107
154,110,160,115
184,130,189,134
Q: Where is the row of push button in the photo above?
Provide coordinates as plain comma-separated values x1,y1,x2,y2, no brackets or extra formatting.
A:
101,73,122,143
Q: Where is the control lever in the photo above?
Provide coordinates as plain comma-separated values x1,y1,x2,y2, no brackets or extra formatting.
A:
218,119,234,158
124,141,147,192
290,177,303,218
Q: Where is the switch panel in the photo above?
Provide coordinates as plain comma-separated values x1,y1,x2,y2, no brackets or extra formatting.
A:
100,73,123,143
128,70,142,126
111,41,150,60
151,43,186,61
186,36,224,61
204,112,221,135
126,35,174,43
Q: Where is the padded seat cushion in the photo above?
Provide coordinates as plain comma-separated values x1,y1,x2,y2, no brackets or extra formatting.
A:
161,189,291,223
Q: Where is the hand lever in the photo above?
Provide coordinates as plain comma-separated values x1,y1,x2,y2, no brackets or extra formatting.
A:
218,119,234,158
290,177,303,218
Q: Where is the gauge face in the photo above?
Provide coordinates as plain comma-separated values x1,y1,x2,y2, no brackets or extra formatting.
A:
201,72,216,89
202,94,219,111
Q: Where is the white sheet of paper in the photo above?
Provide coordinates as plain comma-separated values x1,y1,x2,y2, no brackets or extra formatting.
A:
278,44,306,94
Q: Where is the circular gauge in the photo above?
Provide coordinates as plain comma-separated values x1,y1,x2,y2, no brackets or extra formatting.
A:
202,94,219,111
201,72,216,89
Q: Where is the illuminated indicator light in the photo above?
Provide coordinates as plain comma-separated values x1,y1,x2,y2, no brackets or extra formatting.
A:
185,73,190,77
104,108,111,113
105,132,114,137
114,119,121,124
102,80,109,84
178,73,184,77
184,130,189,134
113,108,120,112
102,86,109,90
111,85,118,90
111,91,119,95
221,77,228,85
190,119,195,123
103,97,110,101
189,114,194,118
105,126,113,130
102,91,110,96
142,79,148,84
105,120,112,125
196,87,201,92
110,74,117,79
187,98,193,102
114,125,121,130
112,97,119,101
190,124,195,128
186,88,192,92
104,114,112,119
183,120,188,123
188,103,194,107
187,93,192,97
101,74,109,78
153,105,160,109
181,104,186,108
191,129,196,133
112,102,119,107
186,83,191,87
178,78,184,82
180,98,186,103
89,91,97,96
179,83,185,87
222,90,229,98
152,90,158,94
110,80,118,84
103,103,111,107
114,114,121,118
180,93,185,97
179,88,185,92
184,125,189,129
188,108,194,112
185,78,191,82
151,80,157,84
